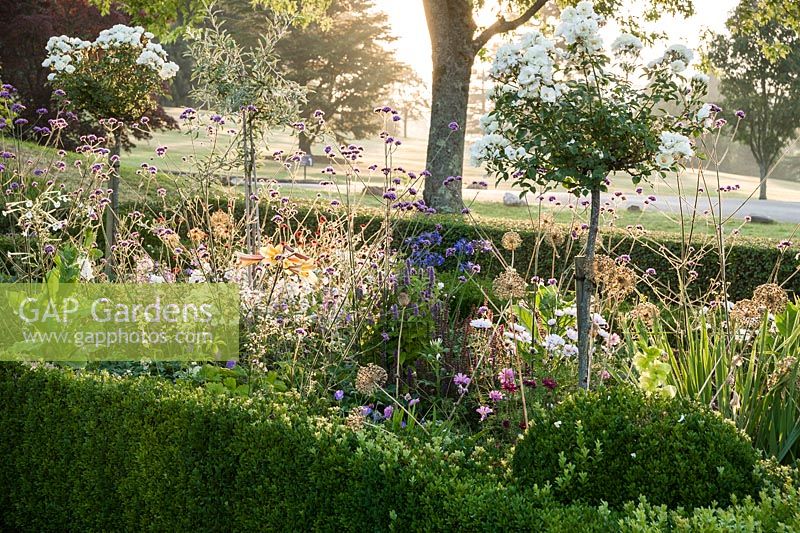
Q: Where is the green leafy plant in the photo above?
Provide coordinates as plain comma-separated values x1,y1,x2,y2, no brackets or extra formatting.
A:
639,297,800,463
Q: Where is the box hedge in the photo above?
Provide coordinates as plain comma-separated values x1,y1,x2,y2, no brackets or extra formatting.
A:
0,198,796,300
512,387,761,509
1,364,800,532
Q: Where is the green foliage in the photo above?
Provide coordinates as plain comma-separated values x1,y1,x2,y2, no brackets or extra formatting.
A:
88,0,331,43
186,8,304,128
632,344,676,398
512,387,762,509
645,300,800,463
2,365,800,531
1,201,794,301
734,0,800,60
382,214,800,302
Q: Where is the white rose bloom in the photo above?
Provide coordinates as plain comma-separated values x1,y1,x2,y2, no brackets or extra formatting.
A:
655,152,674,168
696,103,713,121
540,85,557,103
611,33,644,54
669,60,687,73
666,43,694,63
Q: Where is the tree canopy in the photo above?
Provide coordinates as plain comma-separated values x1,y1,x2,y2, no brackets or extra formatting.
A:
88,0,331,41
272,0,411,152
707,5,800,200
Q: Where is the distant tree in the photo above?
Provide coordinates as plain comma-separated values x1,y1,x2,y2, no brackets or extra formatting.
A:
708,6,800,200
391,75,429,138
272,0,411,153
421,0,694,213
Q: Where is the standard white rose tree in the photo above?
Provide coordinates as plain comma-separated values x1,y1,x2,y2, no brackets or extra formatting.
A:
42,24,179,277
472,1,712,389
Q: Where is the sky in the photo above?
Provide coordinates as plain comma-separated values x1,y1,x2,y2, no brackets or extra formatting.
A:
375,0,740,84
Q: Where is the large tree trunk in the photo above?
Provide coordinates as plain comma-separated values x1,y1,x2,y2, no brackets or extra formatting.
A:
758,161,768,200
422,0,476,214
299,131,313,155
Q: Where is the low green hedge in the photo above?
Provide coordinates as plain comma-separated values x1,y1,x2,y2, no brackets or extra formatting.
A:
513,387,761,509
0,198,796,300
1,364,800,531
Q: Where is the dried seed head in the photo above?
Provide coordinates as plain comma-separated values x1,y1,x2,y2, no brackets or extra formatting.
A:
630,302,659,327
210,210,232,239
501,231,523,251
593,255,636,301
345,407,366,430
188,227,207,243
752,283,788,314
355,363,388,396
493,268,528,299
730,298,764,329
397,292,411,307
767,356,797,390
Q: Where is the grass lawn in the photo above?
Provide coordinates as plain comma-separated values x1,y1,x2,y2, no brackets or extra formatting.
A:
6,120,800,242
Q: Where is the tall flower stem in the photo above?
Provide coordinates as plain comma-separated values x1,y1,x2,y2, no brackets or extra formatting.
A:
576,186,601,389
103,131,122,280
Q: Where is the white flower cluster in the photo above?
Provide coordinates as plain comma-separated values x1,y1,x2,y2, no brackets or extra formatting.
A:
504,323,532,344
42,24,179,82
556,1,604,54
42,36,92,81
648,43,694,74
490,31,563,102
469,133,510,167
95,24,154,49
611,33,643,55
136,42,180,80
656,131,693,168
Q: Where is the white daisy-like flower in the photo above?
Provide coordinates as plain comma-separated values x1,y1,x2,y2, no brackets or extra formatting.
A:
469,318,493,329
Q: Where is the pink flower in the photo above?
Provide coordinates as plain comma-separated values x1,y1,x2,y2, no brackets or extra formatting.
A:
453,373,471,387
498,367,515,386
476,405,493,421
488,390,504,402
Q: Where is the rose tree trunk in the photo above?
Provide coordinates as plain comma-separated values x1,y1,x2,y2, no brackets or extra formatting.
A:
575,187,601,389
